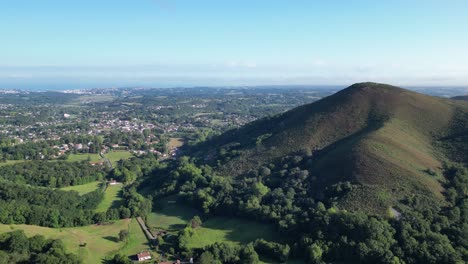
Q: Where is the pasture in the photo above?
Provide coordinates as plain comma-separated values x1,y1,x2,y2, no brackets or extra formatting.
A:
148,196,280,249
61,181,102,195
67,153,103,163
95,184,123,213
104,151,133,166
0,219,131,263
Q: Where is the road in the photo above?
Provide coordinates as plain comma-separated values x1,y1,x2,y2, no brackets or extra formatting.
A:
136,217,156,241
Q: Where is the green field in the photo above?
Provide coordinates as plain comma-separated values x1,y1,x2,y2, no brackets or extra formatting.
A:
61,181,102,195
184,217,280,249
0,160,24,167
148,196,280,249
104,151,133,166
148,197,198,230
67,153,103,163
0,219,131,263
96,184,123,213
117,218,152,258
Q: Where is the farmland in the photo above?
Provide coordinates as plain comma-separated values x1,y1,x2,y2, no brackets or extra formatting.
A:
0,219,131,263
147,196,280,249
104,150,133,166
95,184,123,213
67,153,103,163
61,181,102,195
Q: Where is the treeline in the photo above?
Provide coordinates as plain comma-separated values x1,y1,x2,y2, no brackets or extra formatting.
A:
0,135,105,161
196,242,260,264
150,157,467,263
183,239,289,264
0,180,152,228
0,155,160,228
112,153,161,184
0,230,80,264
0,161,107,187
0,141,59,160
0,181,103,227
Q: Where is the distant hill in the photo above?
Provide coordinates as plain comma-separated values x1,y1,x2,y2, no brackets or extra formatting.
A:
452,95,468,101
192,82,468,214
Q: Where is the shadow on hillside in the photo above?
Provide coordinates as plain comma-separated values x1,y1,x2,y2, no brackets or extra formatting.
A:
109,189,124,209
152,195,199,229
102,236,120,243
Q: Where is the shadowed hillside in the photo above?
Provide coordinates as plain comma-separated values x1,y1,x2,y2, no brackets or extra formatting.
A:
452,95,468,101
192,82,468,213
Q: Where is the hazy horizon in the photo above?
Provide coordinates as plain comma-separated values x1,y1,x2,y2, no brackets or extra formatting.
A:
1,1,468,89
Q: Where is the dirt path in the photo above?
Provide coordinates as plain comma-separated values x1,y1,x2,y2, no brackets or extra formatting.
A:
136,217,156,241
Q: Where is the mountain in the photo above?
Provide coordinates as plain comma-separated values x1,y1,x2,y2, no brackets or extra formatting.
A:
192,82,468,214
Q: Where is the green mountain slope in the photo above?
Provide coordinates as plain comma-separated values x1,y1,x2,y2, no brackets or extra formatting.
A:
192,82,468,213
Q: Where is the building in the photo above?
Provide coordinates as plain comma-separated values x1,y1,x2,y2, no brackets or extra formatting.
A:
137,251,152,262
109,179,119,185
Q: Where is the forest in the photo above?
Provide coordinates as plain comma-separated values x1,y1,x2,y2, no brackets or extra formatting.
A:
0,230,80,264
142,156,467,264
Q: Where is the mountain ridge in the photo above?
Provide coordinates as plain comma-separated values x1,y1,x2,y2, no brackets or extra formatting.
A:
191,82,468,213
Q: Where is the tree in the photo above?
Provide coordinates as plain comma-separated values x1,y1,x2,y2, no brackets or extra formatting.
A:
199,252,216,264
118,229,129,242
307,243,323,264
240,243,259,264
7,230,29,254
190,215,202,229
111,253,132,264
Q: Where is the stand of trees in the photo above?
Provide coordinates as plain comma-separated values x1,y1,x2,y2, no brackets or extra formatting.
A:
0,181,104,227
150,157,467,263
0,155,159,229
197,242,259,264
0,141,58,160
0,161,107,187
0,230,81,264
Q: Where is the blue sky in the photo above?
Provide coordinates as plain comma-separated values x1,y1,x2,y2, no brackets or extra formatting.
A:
1,0,467,89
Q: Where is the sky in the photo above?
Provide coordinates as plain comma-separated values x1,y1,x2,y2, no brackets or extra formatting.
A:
0,0,467,89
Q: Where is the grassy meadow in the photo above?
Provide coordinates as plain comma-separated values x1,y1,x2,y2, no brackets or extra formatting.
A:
95,184,123,213
148,196,280,249
0,219,131,263
67,153,103,163
104,151,133,166
117,218,152,258
0,160,25,167
61,181,102,195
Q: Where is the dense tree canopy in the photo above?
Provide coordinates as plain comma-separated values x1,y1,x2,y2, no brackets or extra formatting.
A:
148,156,467,263
0,230,81,264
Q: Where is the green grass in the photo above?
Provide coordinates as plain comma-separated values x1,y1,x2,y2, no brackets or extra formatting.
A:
147,196,198,230
104,151,133,166
118,218,152,258
184,217,280,249
60,181,102,195
67,153,103,163
95,184,123,213
148,196,280,249
0,219,131,263
0,160,24,167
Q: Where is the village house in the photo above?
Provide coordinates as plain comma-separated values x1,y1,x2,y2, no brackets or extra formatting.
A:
109,179,119,185
137,251,152,262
